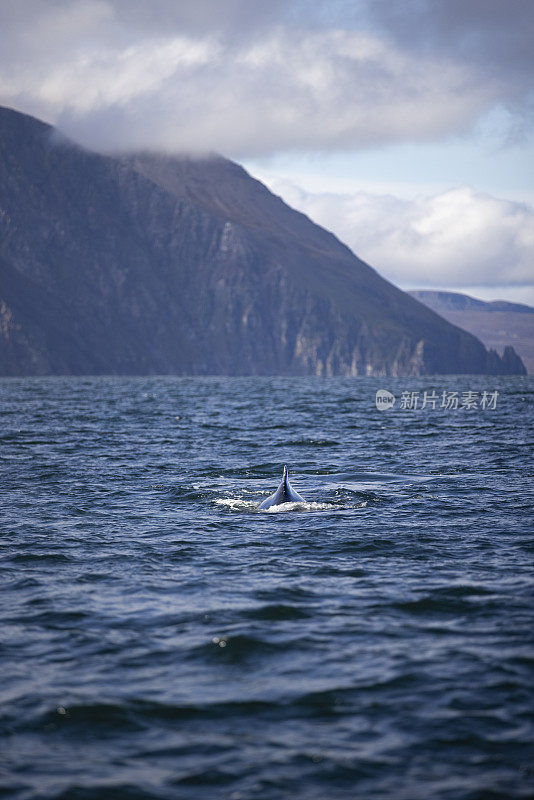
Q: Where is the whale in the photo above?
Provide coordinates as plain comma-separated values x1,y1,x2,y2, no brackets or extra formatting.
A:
258,465,305,509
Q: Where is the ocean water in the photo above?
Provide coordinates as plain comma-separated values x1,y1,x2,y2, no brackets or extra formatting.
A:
1,375,533,800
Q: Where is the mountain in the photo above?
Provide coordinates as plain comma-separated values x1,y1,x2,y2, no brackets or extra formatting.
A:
0,106,526,377
410,291,533,374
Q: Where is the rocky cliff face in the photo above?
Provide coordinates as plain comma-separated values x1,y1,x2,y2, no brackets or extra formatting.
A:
0,106,526,376
410,291,531,374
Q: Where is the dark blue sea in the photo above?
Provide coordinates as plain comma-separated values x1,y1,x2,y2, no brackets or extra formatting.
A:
1,376,533,800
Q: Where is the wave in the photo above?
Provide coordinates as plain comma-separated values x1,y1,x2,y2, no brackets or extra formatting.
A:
215,496,366,512
262,501,334,513
214,497,258,510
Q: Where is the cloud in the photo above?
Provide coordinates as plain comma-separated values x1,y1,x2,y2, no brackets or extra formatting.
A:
258,177,534,292
0,0,531,155
364,0,534,140
365,0,534,85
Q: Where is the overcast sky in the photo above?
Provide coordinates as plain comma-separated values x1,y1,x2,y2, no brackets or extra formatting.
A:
1,0,533,302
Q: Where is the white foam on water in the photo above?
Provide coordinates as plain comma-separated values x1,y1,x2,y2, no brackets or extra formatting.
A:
214,498,336,512
261,501,334,513
214,498,258,510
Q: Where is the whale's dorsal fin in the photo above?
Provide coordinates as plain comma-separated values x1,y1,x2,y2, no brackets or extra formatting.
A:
258,465,305,510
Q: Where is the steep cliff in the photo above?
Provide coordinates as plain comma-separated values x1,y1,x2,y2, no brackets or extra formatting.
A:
0,106,525,376
410,291,532,373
